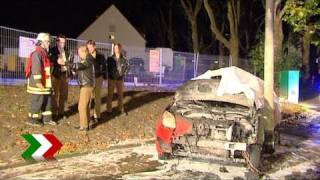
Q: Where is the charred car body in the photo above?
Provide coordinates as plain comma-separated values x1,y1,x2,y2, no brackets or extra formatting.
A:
155,67,280,168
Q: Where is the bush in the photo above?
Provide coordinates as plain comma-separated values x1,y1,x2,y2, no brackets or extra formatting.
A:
249,34,265,78
249,33,302,79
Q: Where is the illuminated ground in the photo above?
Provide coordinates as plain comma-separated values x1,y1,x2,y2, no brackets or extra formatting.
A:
0,85,320,179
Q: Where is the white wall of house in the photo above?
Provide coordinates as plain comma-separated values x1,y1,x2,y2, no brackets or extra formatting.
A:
78,5,147,67
78,5,145,48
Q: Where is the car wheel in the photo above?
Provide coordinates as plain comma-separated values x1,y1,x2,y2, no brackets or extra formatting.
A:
263,130,280,154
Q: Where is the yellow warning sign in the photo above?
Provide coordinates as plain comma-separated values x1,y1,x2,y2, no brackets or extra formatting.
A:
7,55,17,71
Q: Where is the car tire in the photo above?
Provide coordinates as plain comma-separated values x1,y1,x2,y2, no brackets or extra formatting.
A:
249,144,262,169
263,130,280,154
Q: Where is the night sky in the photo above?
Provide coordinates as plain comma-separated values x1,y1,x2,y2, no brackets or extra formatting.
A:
0,0,191,50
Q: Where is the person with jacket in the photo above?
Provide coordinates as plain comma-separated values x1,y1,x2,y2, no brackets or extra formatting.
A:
49,34,73,120
58,46,94,131
25,33,57,126
86,40,107,122
106,43,129,115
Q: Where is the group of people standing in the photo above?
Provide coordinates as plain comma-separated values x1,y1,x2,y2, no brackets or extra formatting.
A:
25,32,129,131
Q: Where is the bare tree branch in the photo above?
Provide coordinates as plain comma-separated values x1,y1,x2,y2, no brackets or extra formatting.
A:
279,5,286,18
227,0,237,39
204,0,230,48
159,0,175,49
180,0,203,52
180,0,193,20
185,0,193,11
274,0,285,18
194,0,203,15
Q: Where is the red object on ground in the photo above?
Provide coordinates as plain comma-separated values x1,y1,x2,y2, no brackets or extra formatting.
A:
155,112,192,155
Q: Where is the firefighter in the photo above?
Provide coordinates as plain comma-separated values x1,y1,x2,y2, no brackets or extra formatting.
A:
25,33,57,126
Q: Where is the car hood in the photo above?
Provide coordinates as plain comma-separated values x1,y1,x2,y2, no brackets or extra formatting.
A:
192,66,280,109
175,66,281,123
174,79,255,108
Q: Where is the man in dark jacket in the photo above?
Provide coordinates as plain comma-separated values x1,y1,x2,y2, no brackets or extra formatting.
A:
107,43,129,115
49,35,73,120
86,40,107,122
58,46,94,131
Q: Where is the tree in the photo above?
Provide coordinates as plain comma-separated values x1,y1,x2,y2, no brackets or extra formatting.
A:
250,31,302,79
180,0,203,53
283,0,320,78
159,0,175,49
264,0,275,131
259,0,286,72
204,0,240,66
273,0,286,72
240,1,264,55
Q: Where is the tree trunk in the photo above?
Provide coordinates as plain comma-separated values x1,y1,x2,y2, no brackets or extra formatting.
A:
273,0,286,73
227,0,240,67
204,0,240,67
274,15,283,72
168,7,174,49
191,20,200,53
230,39,239,67
264,0,275,131
180,0,203,53
159,2,175,49
218,42,225,68
303,30,311,78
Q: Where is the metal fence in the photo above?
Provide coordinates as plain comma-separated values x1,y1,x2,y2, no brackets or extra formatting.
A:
0,26,251,90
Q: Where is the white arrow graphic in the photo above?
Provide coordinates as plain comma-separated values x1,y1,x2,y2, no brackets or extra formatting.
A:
31,134,52,161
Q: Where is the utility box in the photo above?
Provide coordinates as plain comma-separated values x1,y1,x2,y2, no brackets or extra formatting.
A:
279,70,300,103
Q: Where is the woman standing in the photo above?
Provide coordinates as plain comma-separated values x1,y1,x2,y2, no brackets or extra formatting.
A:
106,43,129,115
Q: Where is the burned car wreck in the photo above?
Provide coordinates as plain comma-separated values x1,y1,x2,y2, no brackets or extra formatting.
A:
155,66,280,169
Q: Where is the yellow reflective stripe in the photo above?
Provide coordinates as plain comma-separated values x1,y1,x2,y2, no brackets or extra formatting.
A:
33,75,42,79
27,89,51,95
43,67,52,88
42,111,52,116
28,113,41,118
45,67,51,75
27,85,51,92
45,78,52,88
33,114,40,118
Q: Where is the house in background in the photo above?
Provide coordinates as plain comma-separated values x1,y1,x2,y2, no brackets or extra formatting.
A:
78,4,147,68
78,5,145,47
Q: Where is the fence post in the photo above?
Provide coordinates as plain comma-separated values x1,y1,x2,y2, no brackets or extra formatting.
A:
159,48,163,86
193,52,199,78
196,52,199,77
193,53,196,78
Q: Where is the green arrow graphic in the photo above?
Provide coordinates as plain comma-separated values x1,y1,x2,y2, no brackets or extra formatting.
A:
21,134,41,161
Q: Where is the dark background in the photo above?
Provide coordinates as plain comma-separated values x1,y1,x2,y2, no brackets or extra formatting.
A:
2,0,316,59
0,0,194,51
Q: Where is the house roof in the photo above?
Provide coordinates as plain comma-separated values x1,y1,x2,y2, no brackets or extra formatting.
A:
78,4,145,44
